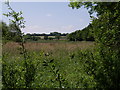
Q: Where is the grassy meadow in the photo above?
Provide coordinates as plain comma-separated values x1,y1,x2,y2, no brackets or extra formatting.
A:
2,40,96,88
3,40,94,55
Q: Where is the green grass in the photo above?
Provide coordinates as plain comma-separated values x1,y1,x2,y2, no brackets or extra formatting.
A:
2,41,96,88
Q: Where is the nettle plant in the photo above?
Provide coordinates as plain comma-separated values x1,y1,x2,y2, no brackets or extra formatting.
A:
42,57,68,88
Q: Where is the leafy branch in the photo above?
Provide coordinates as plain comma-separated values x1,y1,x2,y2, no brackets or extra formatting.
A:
3,1,36,88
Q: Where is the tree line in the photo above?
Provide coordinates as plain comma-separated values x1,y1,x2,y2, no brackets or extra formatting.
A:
67,24,94,41
0,21,68,42
28,32,67,36
1,20,95,42
24,32,68,41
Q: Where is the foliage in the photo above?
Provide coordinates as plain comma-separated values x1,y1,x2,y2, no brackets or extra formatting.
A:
2,1,36,88
67,24,94,41
26,32,67,37
55,35,61,40
0,21,9,41
23,32,68,41
44,35,48,40
48,37,54,40
1,21,24,42
2,44,95,88
23,34,41,41
69,1,120,89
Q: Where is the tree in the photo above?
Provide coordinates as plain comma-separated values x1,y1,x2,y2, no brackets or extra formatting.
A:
67,24,94,41
48,37,54,40
0,21,9,40
31,36,40,41
1,21,25,42
44,35,48,40
69,1,120,89
67,32,76,41
9,23,22,42
55,35,61,40
50,32,61,36
3,1,25,42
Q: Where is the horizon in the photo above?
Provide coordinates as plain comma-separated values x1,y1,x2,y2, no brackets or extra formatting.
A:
24,32,69,35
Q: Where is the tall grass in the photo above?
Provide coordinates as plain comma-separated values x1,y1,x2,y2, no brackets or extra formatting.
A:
2,41,96,88
3,41,94,54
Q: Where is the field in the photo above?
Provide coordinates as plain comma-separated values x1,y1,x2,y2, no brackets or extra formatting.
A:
35,36,67,40
2,40,96,88
3,41,94,55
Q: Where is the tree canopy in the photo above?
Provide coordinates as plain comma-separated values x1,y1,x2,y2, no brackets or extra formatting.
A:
67,23,94,41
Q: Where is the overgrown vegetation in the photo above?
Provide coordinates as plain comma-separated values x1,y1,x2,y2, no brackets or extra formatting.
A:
2,1,120,89
2,41,95,88
69,1,120,89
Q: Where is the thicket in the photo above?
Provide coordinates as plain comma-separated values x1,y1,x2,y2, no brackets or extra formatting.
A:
69,1,120,89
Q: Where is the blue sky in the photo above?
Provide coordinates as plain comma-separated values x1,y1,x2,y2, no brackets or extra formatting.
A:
2,2,91,34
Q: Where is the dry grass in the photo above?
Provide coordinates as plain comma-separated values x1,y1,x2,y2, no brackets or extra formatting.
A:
2,41,95,55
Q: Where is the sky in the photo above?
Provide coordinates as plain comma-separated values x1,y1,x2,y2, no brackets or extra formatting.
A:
1,2,91,34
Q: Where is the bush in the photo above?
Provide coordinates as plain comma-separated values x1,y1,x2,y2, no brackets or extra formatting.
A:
44,36,48,40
